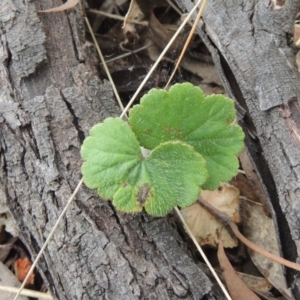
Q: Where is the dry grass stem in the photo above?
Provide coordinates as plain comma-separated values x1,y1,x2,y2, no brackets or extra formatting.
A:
101,43,153,64
13,179,84,300
0,286,53,299
88,9,148,25
175,207,232,300
165,0,208,88
85,17,126,113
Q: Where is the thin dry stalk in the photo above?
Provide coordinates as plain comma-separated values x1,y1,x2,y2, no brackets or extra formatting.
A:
101,43,153,64
165,0,208,88
175,207,232,300
88,9,148,25
85,17,125,113
13,179,84,300
0,286,53,299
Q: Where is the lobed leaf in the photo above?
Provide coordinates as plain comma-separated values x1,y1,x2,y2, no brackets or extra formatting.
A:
129,82,245,189
81,117,207,216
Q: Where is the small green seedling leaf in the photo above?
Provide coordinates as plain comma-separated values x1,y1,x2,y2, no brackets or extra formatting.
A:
129,83,245,190
81,117,207,216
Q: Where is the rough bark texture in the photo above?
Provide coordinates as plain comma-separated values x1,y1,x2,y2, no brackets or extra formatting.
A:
0,0,220,299
175,0,300,297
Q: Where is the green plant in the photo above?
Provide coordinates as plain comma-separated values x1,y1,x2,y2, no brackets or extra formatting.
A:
81,83,244,216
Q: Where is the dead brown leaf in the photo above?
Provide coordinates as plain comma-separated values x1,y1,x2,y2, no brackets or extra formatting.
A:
241,201,294,299
122,0,145,47
181,183,240,248
92,0,128,32
14,257,35,286
124,0,145,27
217,239,260,300
238,149,273,214
294,23,300,47
236,150,293,298
293,22,300,73
235,272,272,294
198,198,300,275
201,262,273,294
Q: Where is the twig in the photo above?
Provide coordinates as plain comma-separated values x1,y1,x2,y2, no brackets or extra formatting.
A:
198,198,300,272
239,196,263,206
166,0,184,17
100,43,153,65
87,9,148,25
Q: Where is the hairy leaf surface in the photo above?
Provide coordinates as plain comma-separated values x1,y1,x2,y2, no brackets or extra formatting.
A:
129,83,244,189
81,118,207,216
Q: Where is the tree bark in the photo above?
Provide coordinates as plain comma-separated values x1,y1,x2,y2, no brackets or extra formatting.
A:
0,0,221,299
175,0,300,297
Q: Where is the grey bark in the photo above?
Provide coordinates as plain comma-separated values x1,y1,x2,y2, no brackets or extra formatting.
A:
0,0,220,299
175,0,300,297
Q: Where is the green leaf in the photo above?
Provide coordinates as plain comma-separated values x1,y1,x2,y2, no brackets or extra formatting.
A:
129,82,245,190
81,117,142,199
81,117,207,216
141,141,207,216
